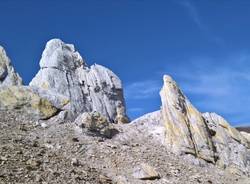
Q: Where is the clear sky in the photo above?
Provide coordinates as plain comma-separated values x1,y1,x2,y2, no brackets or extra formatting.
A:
0,0,250,126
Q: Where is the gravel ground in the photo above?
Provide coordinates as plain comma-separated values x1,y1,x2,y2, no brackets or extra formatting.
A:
0,110,249,184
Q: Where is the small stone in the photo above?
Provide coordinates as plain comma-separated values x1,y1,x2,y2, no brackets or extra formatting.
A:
26,159,42,170
35,175,43,182
71,158,80,167
72,137,79,142
0,156,7,161
41,123,48,128
32,141,39,147
99,175,112,184
133,163,160,180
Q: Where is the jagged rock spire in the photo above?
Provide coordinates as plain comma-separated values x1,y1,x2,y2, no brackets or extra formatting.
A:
159,74,250,173
0,46,22,86
160,75,216,163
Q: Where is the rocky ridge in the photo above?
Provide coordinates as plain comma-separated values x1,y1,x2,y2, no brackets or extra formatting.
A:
0,39,250,183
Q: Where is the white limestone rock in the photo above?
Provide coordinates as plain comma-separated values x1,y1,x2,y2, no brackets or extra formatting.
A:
160,75,216,163
0,46,22,86
30,39,129,123
114,111,166,145
203,112,250,173
241,131,250,145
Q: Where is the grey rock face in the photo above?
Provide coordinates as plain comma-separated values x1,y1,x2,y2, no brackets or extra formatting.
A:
30,39,129,123
203,112,250,174
0,46,22,86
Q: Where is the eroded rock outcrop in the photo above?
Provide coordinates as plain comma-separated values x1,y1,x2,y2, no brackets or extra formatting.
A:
30,39,129,123
0,86,59,119
203,112,250,173
241,131,250,144
0,46,22,86
129,74,250,174
160,75,216,163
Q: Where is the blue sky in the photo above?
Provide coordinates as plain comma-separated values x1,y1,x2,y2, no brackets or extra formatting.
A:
0,0,250,126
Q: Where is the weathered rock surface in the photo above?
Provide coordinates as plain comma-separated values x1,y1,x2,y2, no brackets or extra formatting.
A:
0,46,22,86
203,112,250,173
116,111,166,145
129,74,250,174
0,86,59,119
30,39,129,123
241,131,250,144
74,112,119,138
132,163,160,180
160,75,216,163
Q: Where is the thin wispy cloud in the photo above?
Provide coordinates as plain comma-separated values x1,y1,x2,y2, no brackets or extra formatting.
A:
174,0,224,46
124,80,161,100
177,0,204,30
125,52,250,125
124,79,162,119
161,52,250,125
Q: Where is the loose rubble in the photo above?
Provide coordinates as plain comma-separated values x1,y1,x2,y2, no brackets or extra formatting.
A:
0,110,249,184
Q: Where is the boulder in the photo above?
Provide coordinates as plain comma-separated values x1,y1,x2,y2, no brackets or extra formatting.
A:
132,163,160,180
160,75,216,163
203,112,250,173
0,46,22,86
0,86,59,119
74,112,118,138
30,39,129,123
